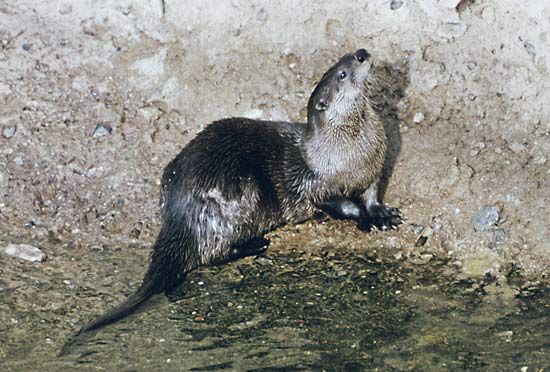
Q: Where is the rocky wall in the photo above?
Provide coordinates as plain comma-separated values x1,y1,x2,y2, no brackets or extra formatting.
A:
0,0,548,278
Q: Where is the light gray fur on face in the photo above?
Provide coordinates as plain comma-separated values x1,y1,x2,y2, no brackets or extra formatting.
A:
325,59,373,126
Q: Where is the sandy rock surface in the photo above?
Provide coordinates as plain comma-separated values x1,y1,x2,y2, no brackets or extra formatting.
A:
0,0,548,278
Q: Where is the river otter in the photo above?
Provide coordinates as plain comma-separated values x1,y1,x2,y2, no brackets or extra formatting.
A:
60,48,401,355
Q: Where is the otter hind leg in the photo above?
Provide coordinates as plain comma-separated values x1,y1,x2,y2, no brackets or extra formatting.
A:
360,183,403,231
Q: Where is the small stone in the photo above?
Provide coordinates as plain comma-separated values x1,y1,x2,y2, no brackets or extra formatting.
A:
509,142,526,154
495,330,513,338
243,109,264,120
24,221,36,228
4,243,46,262
524,41,535,56
409,224,424,235
22,43,32,51
390,0,403,10
472,206,499,232
0,82,11,95
114,198,125,207
492,228,505,244
467,62,477,70
419,226,434,237
413,112,425,123
92,123,112,138
13,156,24,166
255,256,272,266
420,253,434,261
533,153,546,165
2,126,16,138
256,8,268,22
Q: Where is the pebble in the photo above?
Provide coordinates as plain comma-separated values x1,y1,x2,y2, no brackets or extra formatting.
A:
420,253,434,261
24,221,36,228
471,206,499,232
413,112,425,123
409,223,424,235
4,243,46,262
419,226,434,237
243,109,264,120
523,41,535,56
13,156,24,166
255,257,272,266
510,142,526,154
492,228,505,244
533,153,546,165
92,123,112,138
2,126,16,138
495,330,513,338
390,0,404,10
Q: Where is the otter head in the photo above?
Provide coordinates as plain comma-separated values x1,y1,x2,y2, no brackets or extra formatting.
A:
306,49,372,131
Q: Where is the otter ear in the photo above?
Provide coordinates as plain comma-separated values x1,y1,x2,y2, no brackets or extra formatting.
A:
315,89,330,111
315,98,328,111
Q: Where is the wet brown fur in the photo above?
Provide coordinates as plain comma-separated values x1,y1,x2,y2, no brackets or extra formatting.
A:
59,49,399,356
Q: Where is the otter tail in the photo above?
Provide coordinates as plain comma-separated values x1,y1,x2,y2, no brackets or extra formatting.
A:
59,221,197,356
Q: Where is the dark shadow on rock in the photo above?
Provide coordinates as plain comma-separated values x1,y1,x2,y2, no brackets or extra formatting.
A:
370,59,410,201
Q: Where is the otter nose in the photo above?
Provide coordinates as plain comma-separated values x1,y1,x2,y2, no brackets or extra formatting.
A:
355,49,370,63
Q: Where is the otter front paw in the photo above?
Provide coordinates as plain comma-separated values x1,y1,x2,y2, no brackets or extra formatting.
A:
229,237,270,260
358,205,403,231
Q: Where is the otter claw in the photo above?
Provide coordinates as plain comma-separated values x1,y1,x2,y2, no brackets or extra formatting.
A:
358,205,403,231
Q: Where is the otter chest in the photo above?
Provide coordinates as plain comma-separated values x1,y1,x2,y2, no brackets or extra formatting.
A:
308,137,381,196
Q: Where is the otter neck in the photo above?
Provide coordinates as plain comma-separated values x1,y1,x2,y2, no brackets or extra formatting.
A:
302,99,386,185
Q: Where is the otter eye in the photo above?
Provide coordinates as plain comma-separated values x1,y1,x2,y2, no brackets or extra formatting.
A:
339,71,347,80
357,54,365,63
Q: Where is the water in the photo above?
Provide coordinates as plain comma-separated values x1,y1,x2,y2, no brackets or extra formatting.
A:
1,245,548,371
